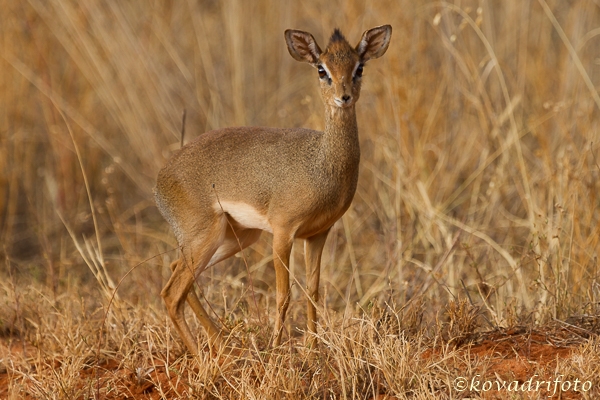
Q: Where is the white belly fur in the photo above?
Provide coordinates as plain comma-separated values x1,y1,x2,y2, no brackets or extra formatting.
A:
216,200,272,233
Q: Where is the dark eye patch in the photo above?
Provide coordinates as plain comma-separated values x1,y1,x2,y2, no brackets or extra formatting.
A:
317,65,328,79
354,64,364,79
317,65,332,84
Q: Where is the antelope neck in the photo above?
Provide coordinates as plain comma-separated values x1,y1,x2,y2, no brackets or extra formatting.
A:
323,104,359,152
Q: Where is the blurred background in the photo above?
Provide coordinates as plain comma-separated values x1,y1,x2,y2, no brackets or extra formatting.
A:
1,0,599,329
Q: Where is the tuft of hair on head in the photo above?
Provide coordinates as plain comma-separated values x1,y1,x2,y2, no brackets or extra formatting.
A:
328,28,347,45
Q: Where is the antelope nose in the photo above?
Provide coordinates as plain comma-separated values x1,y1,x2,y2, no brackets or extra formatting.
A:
341,95,351,102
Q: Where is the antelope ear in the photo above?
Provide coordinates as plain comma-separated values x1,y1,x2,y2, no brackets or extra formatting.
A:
285,29,322,65
355,25,392,62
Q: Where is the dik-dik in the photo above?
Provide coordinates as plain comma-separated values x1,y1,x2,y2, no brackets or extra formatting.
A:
155,25,392,354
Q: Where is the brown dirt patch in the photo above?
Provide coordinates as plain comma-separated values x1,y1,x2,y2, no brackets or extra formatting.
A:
466,327,577,380
423,324,592,399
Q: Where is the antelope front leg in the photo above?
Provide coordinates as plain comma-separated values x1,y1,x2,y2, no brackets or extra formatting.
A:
304,229,329,347
272,230,294,347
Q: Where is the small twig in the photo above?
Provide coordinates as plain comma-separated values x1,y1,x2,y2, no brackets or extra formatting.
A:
460,279,494,329
553,317,595,338
591,142,600,172
403,230,461,311
180,109,187,149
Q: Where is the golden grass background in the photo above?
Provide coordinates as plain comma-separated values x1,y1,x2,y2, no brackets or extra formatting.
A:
1,0,600,398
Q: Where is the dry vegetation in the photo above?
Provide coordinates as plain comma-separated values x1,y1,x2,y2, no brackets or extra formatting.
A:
1,0,600,398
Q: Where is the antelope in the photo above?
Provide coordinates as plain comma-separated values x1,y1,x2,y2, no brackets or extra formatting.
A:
155,25,392,354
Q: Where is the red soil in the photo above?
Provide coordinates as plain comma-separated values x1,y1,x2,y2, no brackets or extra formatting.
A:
421,325,591,399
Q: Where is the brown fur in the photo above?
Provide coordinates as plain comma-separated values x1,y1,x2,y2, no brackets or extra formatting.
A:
155,25,392,354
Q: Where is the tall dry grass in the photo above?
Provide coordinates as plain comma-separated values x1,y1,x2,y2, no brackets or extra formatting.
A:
1,0,600,398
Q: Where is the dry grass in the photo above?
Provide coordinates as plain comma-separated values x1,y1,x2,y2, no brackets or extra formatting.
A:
1,0,600,398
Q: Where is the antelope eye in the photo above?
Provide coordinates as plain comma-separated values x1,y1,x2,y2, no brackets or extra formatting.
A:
317,65,328,79
355,64,364,78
